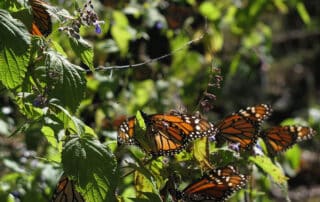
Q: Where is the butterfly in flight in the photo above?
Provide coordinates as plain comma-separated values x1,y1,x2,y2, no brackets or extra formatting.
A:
118,111,217,156
29,0,52,36
260,125,316,156
214,104,272,150
171,165,247,202
51,175,85,202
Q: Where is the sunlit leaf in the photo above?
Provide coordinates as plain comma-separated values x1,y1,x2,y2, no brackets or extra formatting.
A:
133,158,164,199
193,138,213,170
0,9,30,89
284,145,301,171
111,11,134,56
249,155,288,185
50,102,95,137
273,0,288,13
296,2,310,25
44,51,86,112
62,136,118,202
199,2,221,21
69,37,94,71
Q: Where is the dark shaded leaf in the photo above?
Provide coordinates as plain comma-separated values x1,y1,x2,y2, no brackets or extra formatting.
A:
62,136,118,202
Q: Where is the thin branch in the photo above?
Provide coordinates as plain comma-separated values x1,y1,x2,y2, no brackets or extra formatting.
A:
87,31,207,72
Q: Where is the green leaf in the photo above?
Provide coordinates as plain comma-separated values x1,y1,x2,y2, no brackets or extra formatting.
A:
133,158,164,199
136,111,146,131
44,51,86,113
193,138,212,170
0,9,30,89
111,11,134,56
249,155,288,185
296,2,311,25
62,136,118,202
130,192,162,202
0,9,30,50
199,2,221,21
50,102,95,137
69,38,94,72
284,145,301,171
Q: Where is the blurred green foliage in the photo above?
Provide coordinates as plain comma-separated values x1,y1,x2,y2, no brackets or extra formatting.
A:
0,0,320,201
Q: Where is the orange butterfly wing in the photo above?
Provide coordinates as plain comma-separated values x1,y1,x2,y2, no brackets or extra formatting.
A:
215,104,272,149
178,166,247,201
51,176,85,202
262,126,316,156
146,113,215,155
29,0,52,36
117,112,216,156
118,116,136,145
237,104,272,123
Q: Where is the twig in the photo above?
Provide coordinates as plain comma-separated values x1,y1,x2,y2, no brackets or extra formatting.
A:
87,31,207,72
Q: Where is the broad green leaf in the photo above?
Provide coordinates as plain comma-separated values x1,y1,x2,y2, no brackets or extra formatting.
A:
50,102,95,137
0,48,29,89
62,136,118,202
133,158,164,199
15,93,45,119
193,138,212,170
296,2,310,25
44,51,86,113
0,9,30,89
284,145,301,171
51,40,67,57
199,2,221,21
111,11,134,56
69,38,94,72
249,155,288,185
0,9,30,50
41,125,59,148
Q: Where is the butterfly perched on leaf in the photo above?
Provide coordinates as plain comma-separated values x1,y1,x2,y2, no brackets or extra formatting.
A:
117,111,217,156
260,125,316,156
29,0,52,36
51,175,85,202
214,104,272,150
171,165,247,202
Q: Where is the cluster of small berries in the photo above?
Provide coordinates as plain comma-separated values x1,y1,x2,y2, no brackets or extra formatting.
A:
58,0,103,39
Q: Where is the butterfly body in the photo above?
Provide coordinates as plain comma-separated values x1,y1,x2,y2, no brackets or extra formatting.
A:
118,111,216,156
214,104,272,149
174,166,247,202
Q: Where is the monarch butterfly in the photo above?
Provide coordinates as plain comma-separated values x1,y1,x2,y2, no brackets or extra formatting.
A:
261,125,316,156
172,165,247,201
118,111,217,156
29,0,52,36
163,3,193,29
214,104,272,149
51,175,85,202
